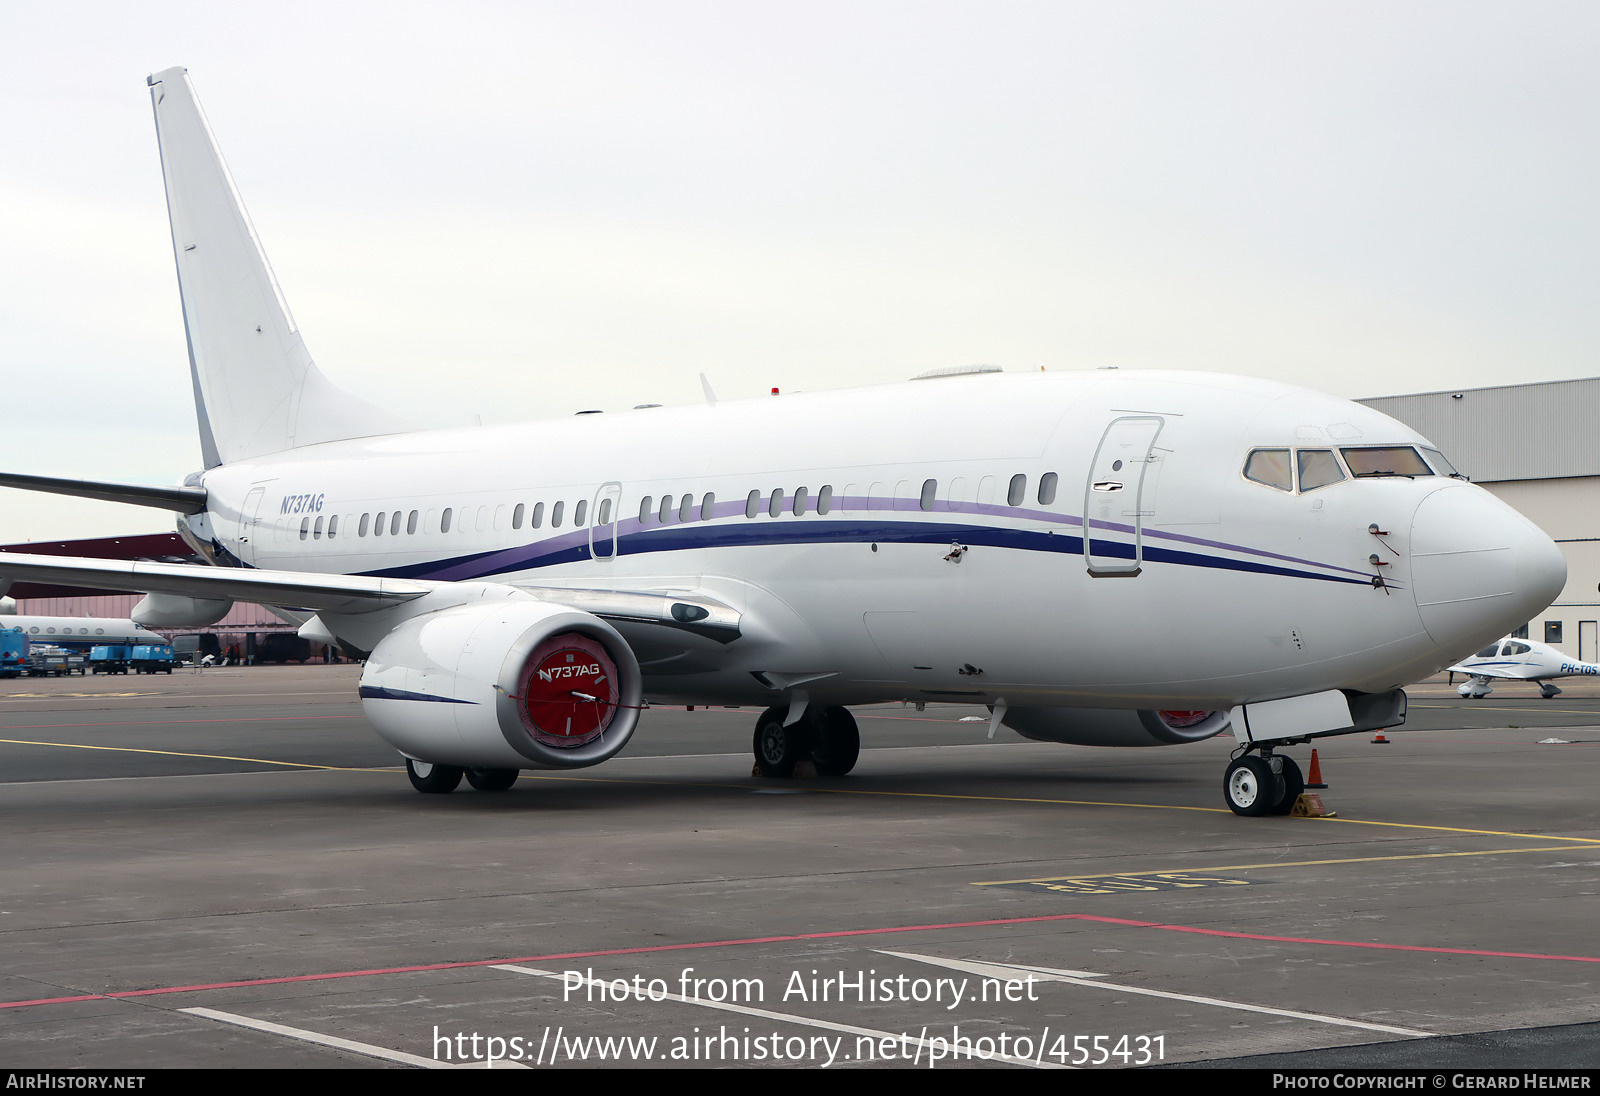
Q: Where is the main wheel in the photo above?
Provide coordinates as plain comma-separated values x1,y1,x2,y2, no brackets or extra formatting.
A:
465,767,518,792
1223,755,1282,816
1266,755,1304,815
406,758,464,793
753,706,808,777
810,707,860,776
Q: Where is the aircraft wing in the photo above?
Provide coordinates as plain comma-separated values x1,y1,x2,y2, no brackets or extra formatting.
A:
0,552,430,614
1446,658,1547,681
0,552,741,647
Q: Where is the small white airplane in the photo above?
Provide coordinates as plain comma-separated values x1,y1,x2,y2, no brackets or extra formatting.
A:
1449,637,1599,698
0,68,1569,816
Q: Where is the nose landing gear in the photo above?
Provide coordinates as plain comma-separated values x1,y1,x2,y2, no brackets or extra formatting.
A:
1223,750,1304,816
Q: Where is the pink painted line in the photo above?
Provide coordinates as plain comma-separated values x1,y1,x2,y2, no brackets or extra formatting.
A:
7,910,1597,1012
0,914,1090,1010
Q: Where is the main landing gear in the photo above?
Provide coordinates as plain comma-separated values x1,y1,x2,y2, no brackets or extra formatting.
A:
405,758,519,793
752,705,861,778
1223,749,1304,816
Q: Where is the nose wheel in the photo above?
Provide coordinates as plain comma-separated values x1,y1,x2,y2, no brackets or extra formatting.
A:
1223,752,1303,816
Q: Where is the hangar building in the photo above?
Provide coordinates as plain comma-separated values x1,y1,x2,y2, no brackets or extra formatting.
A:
1361,377,1600,662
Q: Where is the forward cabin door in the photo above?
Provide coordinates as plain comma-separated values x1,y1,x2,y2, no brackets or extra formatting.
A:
1084,416,1164,576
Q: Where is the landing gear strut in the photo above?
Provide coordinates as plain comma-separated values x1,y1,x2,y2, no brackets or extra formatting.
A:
752,705,861,777
1223,749,1303,816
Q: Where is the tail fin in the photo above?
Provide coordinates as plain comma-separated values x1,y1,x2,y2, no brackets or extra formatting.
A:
148,68,410,468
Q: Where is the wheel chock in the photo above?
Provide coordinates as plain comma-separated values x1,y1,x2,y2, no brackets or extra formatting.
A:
791,759,818,779
1306,748,1328,789
1291,793,1336,818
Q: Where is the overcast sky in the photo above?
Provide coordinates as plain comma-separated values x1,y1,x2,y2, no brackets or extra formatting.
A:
2,1,1597,543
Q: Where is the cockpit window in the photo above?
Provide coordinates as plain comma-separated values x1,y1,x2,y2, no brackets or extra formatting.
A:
1476,644,1501,658
1505,641,1531,656
1243,449,1293,491
1297,450,1346,492
1421,447,1466,479
1340,446,1433,478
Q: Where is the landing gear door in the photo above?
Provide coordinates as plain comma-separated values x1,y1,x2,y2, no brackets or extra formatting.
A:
1084,416,1163,576
589,481,623,560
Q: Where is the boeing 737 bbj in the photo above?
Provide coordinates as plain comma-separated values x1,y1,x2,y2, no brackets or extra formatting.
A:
0,69,1567,815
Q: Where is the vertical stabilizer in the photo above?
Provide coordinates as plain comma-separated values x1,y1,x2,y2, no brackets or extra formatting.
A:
148,68,411,467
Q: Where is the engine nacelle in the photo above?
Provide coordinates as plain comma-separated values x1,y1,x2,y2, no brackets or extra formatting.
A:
359,599,642,770
133,593,234,628
1002,706,1230,747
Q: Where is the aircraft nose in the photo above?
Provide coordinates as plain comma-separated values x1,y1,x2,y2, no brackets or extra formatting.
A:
1408,484,1566,647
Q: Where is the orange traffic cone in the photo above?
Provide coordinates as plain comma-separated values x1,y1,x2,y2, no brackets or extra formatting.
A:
1371,729,1390,744
1306,749,1328,789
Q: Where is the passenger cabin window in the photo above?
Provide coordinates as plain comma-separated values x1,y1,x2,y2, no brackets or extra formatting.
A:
328,515,339,539
374,511,386,536
1341,446,1433,478
390,512,403,536
312,516,323,539
407,510,419,535
531,502,544,528
920,479,936,511
659,495,674,523
299,517,310,540
745,490,760,518
679,494,694,522
1244,449,1293,492
639,496,652,523
574,500,587,526
552,501,564,527
1007,474,1026,507
700,493,715,521
513,503,525,530
598,499,612,525
792,487,808,516
768,489,785,518
817,486,833,515
1297,450,1345,492
439,509,450,533
360,513,372,537
1038,472,1058,505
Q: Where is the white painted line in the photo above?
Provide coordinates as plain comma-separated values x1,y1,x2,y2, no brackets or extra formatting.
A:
180,1007,527,1069
494,964,1067,1068
877,950,1433,1037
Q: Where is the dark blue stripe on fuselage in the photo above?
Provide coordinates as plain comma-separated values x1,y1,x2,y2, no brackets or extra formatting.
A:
362,519,1373,588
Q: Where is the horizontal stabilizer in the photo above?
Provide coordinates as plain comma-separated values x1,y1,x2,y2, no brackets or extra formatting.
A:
0,552,429,615
0,472,209,515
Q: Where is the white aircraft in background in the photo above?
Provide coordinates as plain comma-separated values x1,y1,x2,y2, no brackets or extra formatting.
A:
0,68,1568,816
0,613,164,651
1450,637,1599,698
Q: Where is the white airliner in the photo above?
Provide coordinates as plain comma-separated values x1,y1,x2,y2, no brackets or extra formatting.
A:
1449,637,1599,698
0,68,1568,815
0,613,164,651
